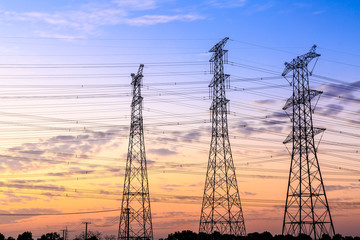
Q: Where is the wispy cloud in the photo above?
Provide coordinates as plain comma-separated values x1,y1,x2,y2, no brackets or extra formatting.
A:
113,0,158,10
125,14,204,26
0,208,59,224
241,191,257,196
2,7,126,33
320,80,360,98
313,10,325,15
236,117,286,136
244,1,275,15
253,99,277,105
293,2,312,8
320,103,344,116
0,0,204,36
0,181,66,193
148,148,178,156
208,0,247,8
326,184,360,192
182,130,202,143
0,192,39,205
0,129,122,172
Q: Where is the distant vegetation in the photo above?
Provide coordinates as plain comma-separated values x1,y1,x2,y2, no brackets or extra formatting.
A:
159,230,360,240
0,231,115,240
1,231,359,240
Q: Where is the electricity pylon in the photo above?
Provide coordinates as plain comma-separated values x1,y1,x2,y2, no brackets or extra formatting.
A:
282,45,335,239
118,64,153,240
199,37,246,236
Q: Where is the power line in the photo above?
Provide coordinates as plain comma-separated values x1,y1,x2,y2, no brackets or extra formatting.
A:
0,209,121,216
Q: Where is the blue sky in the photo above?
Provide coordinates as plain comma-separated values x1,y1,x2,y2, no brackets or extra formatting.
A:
0,1,359,67
1,0,359,80
0,1,359,46
0,1,359,239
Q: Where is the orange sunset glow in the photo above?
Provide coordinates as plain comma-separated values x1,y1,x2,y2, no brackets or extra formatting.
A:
0,1,359,240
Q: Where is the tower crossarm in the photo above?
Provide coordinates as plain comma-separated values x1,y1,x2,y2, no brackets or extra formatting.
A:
282,97,293,111
283,132,293,144
209,38,229,65
131,64,144,86
313,127,326,136
283,89,323,110
283,127,326,145
210,98,230,113
209,74,230,94
282,45,320,77
209,37,229,53
309,89,323,98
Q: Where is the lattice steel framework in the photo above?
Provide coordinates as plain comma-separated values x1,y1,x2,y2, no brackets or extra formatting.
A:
199,37,246,236
118,64,153,240
281,45,335,240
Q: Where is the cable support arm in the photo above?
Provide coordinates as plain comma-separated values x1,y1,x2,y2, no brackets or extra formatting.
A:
131,64,144,86
313,127,326,136
282,89,323,110
282,45,321,77
209,37,229,52
283,127,326,144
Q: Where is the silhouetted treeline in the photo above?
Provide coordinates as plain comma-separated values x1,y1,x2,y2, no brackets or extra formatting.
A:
0,231,115,240
159,230,360,240
0,232,61,240
1,231,360,240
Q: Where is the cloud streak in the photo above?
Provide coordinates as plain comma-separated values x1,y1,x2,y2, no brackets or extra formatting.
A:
0,208,60,225
0,1,204,35
208,0,246,8
321,80,360,98
0,129,122,172
125,14,204,26
148,148,178,156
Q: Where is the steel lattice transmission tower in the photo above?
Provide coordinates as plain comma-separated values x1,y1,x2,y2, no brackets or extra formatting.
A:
199,37,246,236
118,64,153,240
281,45,335,240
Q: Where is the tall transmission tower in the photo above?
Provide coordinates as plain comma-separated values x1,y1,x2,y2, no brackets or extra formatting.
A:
199,37,246,236
118,64,153,240
281,45,335,239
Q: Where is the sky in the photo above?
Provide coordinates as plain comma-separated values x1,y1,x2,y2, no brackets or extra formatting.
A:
0,0,359,239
